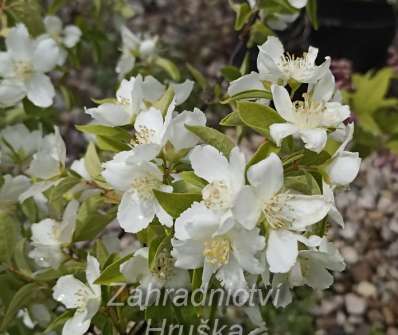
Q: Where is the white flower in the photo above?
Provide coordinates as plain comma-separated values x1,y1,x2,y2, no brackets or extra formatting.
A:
28,126,66,179
29,200,79,268
325,123,361,186
42,15,81,65
0,123,42,164
121,247,190,308
116,25,158,78
172,202,265,292
233,153,330,273
265,12,300,31
167,108,206,151
0,24,59,107
189,145,245,215
86,75,194,127
0,175,30,205
102,150,173,233
257,36,330,84
270,73,351,153
53,255,101,335
275,238,345,298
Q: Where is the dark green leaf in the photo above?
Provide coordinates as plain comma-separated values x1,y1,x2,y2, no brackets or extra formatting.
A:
154,190,202,218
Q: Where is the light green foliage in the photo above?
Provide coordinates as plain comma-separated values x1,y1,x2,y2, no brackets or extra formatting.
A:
344,68,398,156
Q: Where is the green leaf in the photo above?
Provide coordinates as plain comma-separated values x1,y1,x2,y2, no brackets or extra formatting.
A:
191,268,203,291
300,150,331,166
96,135,130,152
247,141,280,169
222,89,272,103
248,20,273,47
185,125,235,157
154,190,202,218
33,260,85,281
152,86,175,116
20,198,39,223
219,111,244,126
154,57,181,81
148,235,171,272
95,240,109,268
76,124,130,141
221,66,242,82
179,171,207,190
73,195,116,242
229,0,252,30
237,101,283,136
43,310,74,334
47,177,80,218
6,0,45,36
94,254,132,285
306,0,319,30
14,239,32,277
48,0,68,14
0,283,42,331
0,213,18,264
285,173,321,195
84,142,101,179
186,63,207,90
387,140,398,155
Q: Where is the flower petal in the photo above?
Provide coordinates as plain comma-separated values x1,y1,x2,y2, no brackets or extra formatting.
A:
247,152,283,201
270,123,298,146
327,151,361,186
25,73,55,108
266,230,299,273
62,309,91,335
63,25,82,48
227,72,264,97
258,36,284,62
175,202,220,240
189,145,230,183
86,103,131,126
142,75,165,101
171,238,204,269
233,186,262,230
168,108,206,151
312,70,335,102
0,79,26,107
299,128,327,153
288,0,307,8
33,38,59,73
53,275,91,309
6,24,32,61
284,194,331,230
44,16,63,35
271,85,295,122
171,79,194,105
117,191,155,233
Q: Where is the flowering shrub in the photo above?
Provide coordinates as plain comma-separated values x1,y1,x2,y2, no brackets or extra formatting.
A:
0,2,361,335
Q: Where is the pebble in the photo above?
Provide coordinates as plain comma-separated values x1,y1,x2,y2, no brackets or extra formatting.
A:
356,281,377,298
345,294,367,315
342,246,359,264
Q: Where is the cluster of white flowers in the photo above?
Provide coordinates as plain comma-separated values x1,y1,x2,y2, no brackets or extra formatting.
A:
0,17,80,108
0,11,361,332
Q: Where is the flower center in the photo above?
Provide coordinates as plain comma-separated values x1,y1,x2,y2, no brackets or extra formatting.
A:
131,175,160,200
14,60,33,80
202,181,232,210
134,126,156,145
262,192,293,230
277,52,314,79
203,237,231,266
293,93,325,129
